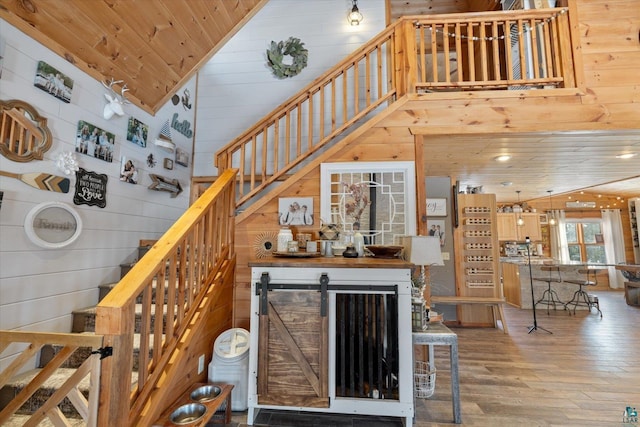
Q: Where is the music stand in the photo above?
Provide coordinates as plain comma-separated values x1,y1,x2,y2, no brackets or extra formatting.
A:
525,237,552,334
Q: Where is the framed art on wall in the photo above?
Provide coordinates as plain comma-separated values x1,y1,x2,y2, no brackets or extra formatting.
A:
33,61,73,103
127,117,148,147
279,197,314,226
175,148,189,167
426,198,447,216
75,121,115,163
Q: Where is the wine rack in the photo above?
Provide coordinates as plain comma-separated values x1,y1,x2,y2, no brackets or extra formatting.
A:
454,193,501,326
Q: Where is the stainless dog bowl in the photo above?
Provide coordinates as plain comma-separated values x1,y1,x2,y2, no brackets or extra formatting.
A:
190,384,221,402
169,403,206,425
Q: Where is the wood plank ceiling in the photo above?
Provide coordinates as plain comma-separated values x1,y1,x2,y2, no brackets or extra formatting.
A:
1,0,638,202
0,0,268,115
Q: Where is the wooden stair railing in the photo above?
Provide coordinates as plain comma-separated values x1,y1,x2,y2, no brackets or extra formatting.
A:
0,331,104,426
215,9,576,209
95,169,237,426
215,23,404,208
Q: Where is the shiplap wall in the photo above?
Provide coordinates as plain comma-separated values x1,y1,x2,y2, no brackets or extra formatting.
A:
194,0,386,176
0,23,194,354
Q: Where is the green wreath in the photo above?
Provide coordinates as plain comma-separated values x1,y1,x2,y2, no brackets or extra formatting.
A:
266,37,308,79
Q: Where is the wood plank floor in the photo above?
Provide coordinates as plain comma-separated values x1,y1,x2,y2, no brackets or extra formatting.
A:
221,289,640,426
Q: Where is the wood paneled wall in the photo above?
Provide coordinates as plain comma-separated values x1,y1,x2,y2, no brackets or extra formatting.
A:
232,0,640,328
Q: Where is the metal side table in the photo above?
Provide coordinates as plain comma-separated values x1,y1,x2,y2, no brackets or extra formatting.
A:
412,322,461,424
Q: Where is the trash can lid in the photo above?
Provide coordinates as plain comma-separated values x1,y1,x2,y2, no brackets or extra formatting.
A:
214,328,249,359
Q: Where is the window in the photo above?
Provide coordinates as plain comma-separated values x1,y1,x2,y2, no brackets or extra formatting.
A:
564,220,607,263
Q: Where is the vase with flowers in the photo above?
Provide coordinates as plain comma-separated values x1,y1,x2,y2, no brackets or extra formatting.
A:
342,181,370,256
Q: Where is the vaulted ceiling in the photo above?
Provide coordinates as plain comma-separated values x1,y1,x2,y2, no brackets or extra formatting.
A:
0,0,268,114
1,0,638,202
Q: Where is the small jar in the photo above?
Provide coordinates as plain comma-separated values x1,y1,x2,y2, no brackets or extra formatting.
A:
287,241,299,252
277,227,293,252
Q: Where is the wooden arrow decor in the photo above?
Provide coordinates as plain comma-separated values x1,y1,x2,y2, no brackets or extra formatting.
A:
0,170,70,193
148,174,182,198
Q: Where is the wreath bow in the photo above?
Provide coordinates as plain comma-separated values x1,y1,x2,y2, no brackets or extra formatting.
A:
266,37,308,79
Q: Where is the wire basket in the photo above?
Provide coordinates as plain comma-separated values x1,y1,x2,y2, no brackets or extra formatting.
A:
414,361,436,399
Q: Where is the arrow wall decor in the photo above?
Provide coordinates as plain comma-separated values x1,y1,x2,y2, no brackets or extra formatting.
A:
148,174,182,198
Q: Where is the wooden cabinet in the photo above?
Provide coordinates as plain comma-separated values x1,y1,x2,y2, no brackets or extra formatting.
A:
501,262,521,307
247,258,414,426
497,212,541,241
454,194,501,326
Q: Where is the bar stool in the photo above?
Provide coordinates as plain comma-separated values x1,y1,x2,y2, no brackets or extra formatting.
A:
533,265,564,315
564,268,603,318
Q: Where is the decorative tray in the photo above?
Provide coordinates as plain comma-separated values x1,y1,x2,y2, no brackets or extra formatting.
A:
273,251,322,258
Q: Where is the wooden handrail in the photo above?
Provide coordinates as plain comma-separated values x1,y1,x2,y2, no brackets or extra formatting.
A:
215,9,576,209
95,169,237,426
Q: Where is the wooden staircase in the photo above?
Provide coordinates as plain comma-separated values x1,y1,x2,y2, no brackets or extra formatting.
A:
0,242,156,424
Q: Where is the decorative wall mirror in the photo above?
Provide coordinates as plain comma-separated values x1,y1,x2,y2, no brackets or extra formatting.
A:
320,161,416,245
0,99,53,162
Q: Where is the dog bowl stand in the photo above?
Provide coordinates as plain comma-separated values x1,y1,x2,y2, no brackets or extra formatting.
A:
153,383,233,426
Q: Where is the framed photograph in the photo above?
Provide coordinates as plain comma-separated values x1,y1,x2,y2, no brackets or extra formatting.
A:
24,202,82,248
33,61,73,103
126,117,148,147
539,213,549,225
75,121,115,163
163,158,174,170
120,156,139,184
175,148,189,167
279,197,314,226
426,198,447,216
427,219,446,248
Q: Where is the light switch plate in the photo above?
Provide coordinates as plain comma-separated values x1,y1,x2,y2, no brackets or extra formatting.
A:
441,252,450,261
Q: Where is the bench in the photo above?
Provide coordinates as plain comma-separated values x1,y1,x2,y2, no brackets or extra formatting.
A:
430,296,509,334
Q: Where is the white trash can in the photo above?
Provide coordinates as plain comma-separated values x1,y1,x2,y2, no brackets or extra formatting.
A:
207,328,250,411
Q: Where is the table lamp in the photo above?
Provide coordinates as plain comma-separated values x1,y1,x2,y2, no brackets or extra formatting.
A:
403,236,444,298
403,235,444,331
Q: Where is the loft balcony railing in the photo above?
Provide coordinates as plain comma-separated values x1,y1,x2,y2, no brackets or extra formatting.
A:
215,8,577,209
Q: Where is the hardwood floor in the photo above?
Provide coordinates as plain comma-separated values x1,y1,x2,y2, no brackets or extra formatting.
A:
221,290,640,426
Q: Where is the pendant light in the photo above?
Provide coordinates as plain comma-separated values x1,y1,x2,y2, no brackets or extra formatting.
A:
548,190,557,226
516,190,525,226
348,0,363,26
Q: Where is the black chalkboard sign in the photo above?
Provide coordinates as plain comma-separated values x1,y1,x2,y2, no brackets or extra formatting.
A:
74,168,107,208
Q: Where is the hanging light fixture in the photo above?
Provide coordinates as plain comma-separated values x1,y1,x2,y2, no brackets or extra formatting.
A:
516,190,525,226
348,0,363,26
547,190,557,226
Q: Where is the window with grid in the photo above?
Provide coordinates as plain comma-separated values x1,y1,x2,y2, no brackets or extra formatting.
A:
564,220,607,263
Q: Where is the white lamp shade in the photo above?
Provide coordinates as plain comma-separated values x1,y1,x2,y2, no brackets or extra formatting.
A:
402,236,444,266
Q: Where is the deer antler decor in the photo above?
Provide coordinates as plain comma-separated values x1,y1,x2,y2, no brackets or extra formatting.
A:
101,78,130,120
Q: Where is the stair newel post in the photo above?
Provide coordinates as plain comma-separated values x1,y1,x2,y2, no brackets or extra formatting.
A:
94,304,136,426
394,19,418,97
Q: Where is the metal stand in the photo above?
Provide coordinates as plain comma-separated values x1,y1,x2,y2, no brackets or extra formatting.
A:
525,238,552,334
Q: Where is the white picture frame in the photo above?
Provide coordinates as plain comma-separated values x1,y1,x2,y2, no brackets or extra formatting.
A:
426,198,447,216
279,197,314,226
24,202,82,249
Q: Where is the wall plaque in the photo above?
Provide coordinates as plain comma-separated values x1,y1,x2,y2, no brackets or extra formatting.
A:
24,201,82,248
74,168,108,208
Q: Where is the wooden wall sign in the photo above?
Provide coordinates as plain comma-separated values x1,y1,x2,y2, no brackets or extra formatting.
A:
73,168,107,208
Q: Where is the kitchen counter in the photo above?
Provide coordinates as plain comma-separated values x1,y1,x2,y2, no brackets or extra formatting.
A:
501,262,609,309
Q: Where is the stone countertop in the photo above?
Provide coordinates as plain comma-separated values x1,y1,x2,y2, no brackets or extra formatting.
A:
500,257,556,265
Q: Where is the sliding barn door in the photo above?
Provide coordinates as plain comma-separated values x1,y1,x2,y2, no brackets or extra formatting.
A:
257,290,329,407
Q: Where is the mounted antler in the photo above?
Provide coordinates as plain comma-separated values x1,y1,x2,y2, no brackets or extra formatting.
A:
102,78,130,120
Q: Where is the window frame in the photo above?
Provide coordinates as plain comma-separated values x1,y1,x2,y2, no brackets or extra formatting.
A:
564,218,606,263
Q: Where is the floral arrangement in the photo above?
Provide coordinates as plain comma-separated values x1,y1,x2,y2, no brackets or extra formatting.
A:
342,181,370,226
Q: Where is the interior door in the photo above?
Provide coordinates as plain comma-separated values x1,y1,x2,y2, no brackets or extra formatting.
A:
257,289,328,407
